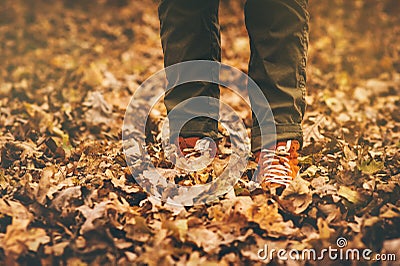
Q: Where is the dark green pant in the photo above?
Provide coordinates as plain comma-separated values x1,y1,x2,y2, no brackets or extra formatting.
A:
158,0,309,151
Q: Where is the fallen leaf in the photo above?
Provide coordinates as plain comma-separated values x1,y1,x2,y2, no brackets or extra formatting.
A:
280,177,312,214
338,186,361,204
246,199,298,238
187,227,221,253
357,158,384,174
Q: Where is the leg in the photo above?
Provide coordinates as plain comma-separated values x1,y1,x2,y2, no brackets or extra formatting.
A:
158,0,221,141
245,0,309,152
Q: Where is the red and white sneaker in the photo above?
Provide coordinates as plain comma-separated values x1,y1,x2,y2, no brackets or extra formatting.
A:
254,140,300,189
176,136,218,158
170,136,219,171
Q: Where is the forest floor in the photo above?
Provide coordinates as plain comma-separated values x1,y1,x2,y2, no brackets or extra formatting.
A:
0,0,399,265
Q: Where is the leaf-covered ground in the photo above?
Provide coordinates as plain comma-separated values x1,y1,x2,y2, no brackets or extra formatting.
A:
0,0,399,265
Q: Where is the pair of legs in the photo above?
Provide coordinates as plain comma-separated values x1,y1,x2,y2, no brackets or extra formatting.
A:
158,0,309,153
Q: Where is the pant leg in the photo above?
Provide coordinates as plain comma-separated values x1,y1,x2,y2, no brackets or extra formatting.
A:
245,0,309,152
158,0,221,141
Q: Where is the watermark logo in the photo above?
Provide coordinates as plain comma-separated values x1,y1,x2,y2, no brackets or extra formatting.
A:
257,237,396,262
336,237,347,248
122,60,276,206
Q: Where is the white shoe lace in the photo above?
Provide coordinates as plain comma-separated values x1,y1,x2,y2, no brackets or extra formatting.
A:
260,141,294,187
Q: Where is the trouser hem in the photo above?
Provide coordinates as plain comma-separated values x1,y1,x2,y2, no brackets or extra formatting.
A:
169,118,220,142
251,123,303,152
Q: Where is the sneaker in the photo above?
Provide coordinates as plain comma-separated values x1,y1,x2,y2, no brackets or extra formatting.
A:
254,140,300,189
176,136,218,158
177,136,200,156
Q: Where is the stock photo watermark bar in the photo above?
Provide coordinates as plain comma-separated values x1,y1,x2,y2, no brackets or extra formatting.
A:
257,237,397,262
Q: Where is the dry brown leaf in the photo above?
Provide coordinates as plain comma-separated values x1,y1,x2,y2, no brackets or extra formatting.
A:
0,199,33,229
125,216,153,242
1,224,50,259
246,200,298,238
77,201,110,234
36,166,57,204
162,219,188,242
44,241,70,256
187,227,221,253
279,176,313,214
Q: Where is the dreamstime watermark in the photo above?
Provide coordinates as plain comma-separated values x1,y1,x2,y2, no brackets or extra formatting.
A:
257,237,397,262
122,60,276,206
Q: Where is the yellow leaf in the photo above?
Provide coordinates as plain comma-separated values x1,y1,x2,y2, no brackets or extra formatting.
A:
357,158,384,175
338,186,360,204
51,54,76,70
317,218,334,239
83,62,103,87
